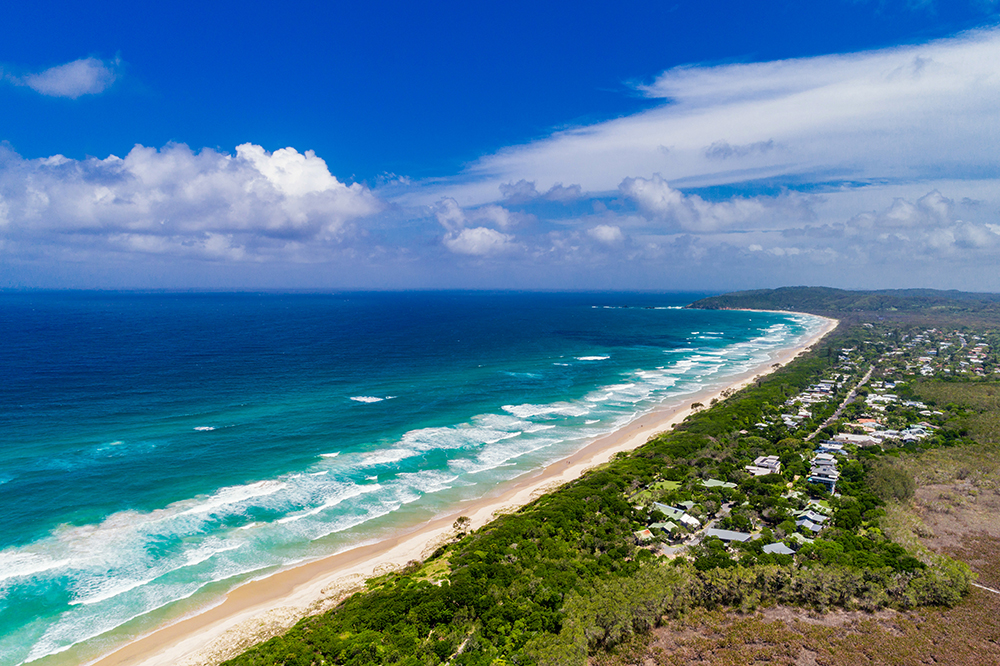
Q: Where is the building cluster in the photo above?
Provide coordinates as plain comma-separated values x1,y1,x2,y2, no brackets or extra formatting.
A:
897,329,998,378
629,322,999,563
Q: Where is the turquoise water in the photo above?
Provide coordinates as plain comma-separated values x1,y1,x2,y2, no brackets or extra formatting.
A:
0,292,824,664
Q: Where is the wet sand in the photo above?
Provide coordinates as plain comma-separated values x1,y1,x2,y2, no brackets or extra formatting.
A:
89,313,839,666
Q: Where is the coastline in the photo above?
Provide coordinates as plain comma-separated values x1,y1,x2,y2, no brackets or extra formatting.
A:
88,312,839,666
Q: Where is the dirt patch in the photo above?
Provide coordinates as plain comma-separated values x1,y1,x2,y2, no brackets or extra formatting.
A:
911,481,1000,552
592,592,1000,666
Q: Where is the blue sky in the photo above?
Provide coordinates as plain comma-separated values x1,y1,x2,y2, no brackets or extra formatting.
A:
2,0,999,290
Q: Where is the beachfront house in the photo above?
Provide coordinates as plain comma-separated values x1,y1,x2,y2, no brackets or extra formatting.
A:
652,502,701,528
808,452,840,492
763,542,795,555
745,455,782,477
704,528,752,543
833,433,879,447
795,518,824,534
650,521,680,536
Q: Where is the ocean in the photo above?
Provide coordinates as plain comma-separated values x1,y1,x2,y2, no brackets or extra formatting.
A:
0,291,824,665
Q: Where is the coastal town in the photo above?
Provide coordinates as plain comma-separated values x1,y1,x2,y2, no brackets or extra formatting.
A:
630,324,998,566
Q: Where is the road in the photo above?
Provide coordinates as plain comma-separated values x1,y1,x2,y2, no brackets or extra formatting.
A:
805,364,875,441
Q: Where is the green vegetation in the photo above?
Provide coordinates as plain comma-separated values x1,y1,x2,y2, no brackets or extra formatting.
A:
690,287,1000,322
223,315,982,666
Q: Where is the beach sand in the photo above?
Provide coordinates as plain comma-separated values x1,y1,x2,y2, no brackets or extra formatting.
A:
89,313,839,666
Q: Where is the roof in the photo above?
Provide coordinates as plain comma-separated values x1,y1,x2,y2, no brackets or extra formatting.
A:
705,528,752,542
763,542,795,555
650,521,680,532
652,502,701,526
634,529,654,540
796,519,824,533
702,478,737,489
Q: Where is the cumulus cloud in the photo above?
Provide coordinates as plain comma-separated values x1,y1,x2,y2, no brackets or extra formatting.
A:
433,197,527,255
499,179,584,203
619,173,815,232
843,190,1000,254
443,227,515,255
587,224,624,244
0,143,382,261
6,57,120,98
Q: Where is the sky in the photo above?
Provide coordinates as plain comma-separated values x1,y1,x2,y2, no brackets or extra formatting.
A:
1,0,999,291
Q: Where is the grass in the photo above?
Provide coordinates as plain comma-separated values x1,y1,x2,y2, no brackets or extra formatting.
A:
629,480,680,505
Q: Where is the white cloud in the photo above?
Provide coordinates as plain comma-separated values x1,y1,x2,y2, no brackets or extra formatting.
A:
443,227,515,256
499,179,584,203
619,173,815,232
0,143,382,260
403,27,1000,207
587,224,624,244
433,197,528,255
12,57,119,98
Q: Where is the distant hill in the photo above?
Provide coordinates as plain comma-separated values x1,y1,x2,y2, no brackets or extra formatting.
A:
689,287,1000,324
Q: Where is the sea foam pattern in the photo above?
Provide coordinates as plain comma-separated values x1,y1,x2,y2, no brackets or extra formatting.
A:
0,292,825,665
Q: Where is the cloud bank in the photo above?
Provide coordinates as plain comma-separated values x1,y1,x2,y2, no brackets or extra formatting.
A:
2,29,1000,290
411,27,1000,206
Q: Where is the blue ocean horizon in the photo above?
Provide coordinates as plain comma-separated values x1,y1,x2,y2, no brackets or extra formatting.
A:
0,291,825,665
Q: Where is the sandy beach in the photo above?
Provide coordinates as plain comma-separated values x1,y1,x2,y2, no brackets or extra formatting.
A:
88,312,839,666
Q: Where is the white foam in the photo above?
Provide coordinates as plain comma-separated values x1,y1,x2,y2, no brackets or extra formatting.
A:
524,424,557,433
360,447,420,466
178,480,287,517
193,426,216,431
277,484,383,524
575,355,610,361
0,552,75,584
320,452,340,458
69,577,151,606
502,403,591,419
183,543,242,567
397,470,459,494
350,396,385,403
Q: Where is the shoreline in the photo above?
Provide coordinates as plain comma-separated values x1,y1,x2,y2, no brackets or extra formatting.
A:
88,312,839,666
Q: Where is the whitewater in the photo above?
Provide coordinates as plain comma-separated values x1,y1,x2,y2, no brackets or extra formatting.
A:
0,291,827,665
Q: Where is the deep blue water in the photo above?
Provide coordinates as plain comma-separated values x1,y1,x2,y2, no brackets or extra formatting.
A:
0,291,823,664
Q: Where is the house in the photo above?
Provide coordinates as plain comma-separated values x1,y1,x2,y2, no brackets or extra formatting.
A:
763,542,795,555
704,528,752,543
652,502,701,528
650,521,680,534
833,433,879,447
796,518,824,534
746,455,782,477
808,467,840,492
817,441,846,455
795,509,829,524
753,455,781,472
